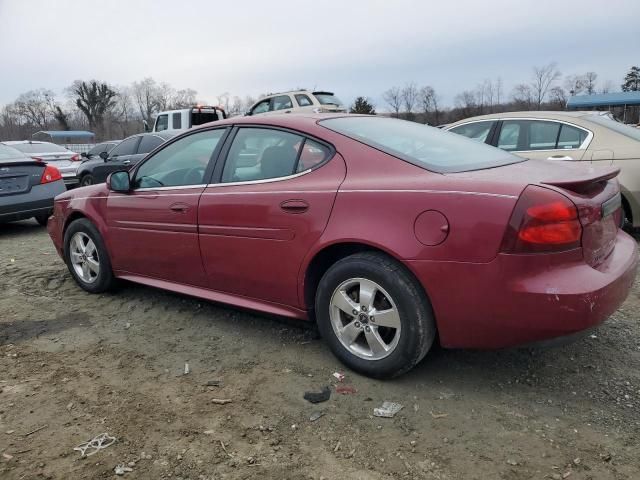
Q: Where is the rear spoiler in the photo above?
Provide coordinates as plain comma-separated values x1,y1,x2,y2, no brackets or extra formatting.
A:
541,166,620,190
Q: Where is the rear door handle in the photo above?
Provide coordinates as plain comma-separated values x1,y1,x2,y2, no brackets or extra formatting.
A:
280,199,309,213
547,155,573,160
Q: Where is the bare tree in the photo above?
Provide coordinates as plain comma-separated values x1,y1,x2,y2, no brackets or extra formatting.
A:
72,80,117,132
511,83,534,109
549,86,567,109
531,63,561,108
454,90,477,118
13,89,56,129
382,86,402,117
229,96,243,116
564,74,586,96
216,92,230,113
401,83,418,117
584,71,598,94
600,80,615,94
171,89,197,109
132,77,161,124
495,77,503,105
418,86,436,123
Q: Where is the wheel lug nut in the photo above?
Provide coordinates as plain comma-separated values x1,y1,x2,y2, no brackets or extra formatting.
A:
370,317,375,322
354,321,361,328
365,326,371,332
361,305,366,311
352,309,358,315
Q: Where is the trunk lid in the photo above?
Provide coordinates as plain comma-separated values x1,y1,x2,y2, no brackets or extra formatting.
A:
0,160,46,196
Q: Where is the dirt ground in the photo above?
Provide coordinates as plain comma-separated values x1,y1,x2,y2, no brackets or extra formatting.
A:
0,220,639,480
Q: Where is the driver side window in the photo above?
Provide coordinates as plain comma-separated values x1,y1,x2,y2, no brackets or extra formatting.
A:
133,129,225,189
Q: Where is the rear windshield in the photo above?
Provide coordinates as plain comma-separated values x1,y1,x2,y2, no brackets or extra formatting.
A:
191,110,221,126
585,115,640,142
10,142,69,153
0,144,27,161
314,93,343,107
320,116,523,173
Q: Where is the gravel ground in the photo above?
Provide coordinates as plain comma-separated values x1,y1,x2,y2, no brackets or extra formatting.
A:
1,219,639,480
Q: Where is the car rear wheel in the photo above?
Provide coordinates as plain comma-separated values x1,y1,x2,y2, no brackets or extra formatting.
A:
63,218,115,293
315,252,436,378
80,174,95,187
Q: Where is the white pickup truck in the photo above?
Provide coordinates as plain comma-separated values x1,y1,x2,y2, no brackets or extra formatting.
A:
151,106,226,133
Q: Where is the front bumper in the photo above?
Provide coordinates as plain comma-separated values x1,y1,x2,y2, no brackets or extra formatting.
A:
408,230,638,349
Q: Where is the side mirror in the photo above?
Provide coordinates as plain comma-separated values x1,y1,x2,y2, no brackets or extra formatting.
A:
99,151,109,161
81,152,88,158
244,111,252,116
107,171,131,193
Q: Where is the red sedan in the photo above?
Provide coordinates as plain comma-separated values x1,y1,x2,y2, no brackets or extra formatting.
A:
47,114,638,378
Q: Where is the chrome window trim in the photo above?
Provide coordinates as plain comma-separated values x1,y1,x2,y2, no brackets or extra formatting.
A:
134,184,207,192
447,117,594,151
206,168,313,188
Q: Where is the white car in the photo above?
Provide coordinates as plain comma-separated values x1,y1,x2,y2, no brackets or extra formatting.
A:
2,141,81,186
246,90,347,116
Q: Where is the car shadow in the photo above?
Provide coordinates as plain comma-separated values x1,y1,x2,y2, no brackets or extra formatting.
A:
0,219,45,237
0,312,90,345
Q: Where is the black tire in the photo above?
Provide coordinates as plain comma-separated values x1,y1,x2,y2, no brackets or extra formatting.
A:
80,174,94,187
315,252,436,379
34,214,50,226
63,218,116,293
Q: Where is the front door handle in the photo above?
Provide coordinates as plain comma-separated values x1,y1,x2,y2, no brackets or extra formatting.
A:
170,202,189,213
122,160,131,165
547,155,573,160
280,199,309,213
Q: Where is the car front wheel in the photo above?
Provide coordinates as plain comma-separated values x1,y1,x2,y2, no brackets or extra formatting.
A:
315,252,436,378
63,218,115,293
80,174,94,187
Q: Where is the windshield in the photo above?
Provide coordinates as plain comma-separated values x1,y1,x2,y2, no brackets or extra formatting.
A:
586,115,640,142
0,144,27,161
314,93,343,106
10,142,69,153
320,116,523,173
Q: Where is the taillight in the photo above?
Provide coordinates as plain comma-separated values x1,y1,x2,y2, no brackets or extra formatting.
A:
70,154,81,162
40,164,62,184
501,185,582,253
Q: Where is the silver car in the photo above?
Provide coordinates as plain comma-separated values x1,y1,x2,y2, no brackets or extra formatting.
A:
2,140,82,186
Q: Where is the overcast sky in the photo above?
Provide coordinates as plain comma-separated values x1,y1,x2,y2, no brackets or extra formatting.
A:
1,0,638,110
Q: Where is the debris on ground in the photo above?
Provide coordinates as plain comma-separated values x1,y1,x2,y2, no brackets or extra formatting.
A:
205,380,223,387
24,425,48,437
303,386,331,403
335,385,357,395
73,433,116,457
309,411,325,422
211,398,233,405
183,362,190,375
430,411,448,419
332,372,345,382
114,464,133,475
373,401,403,418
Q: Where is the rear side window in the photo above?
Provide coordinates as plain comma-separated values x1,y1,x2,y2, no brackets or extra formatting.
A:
497,122,521,151
137,135,164,154
172,112,182,129
110,136,140,156
296,140,330,172
295,94,313,107
449,121,495,143
155,114,169,132
321,117,521,173
558,124,588,149
222,128,304,182
272,95,293,111
529,121,560,150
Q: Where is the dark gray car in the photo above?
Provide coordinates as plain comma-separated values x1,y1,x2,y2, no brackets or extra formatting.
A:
0,144,66,225
76,132,179,186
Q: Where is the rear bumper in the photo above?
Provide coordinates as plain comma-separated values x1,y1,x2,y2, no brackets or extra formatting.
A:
408,230,638,349
0,181,66,223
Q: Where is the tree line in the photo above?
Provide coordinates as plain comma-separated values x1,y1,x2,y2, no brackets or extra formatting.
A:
351,64,640,125
1,64,638,142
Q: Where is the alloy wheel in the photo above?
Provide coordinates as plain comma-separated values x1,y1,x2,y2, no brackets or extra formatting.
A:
329,277,401,360
69,232,100,283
